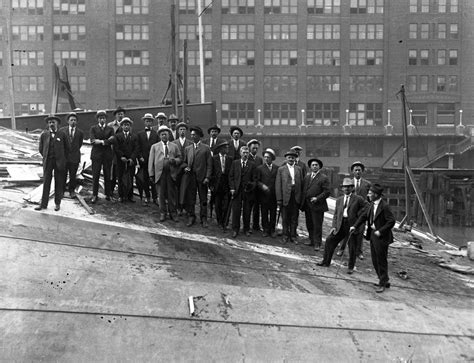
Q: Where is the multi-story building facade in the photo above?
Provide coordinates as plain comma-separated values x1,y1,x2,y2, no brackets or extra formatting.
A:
0,0,473,171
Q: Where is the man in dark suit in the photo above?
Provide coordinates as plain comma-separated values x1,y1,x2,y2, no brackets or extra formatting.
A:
108,106,125,196
229,146,257,238
137,113,160,205
317,178,368,273
173,121,192,215
89,110,115,203
302,158,331,250
167,114,179,141
351,184,396,293
227,126,246,161
59,111,83,199
256,148,278,238
114,117,139,203
275,150,303,244
149,125,182,221
247,139,263,232
35,115,69,211
203,125,223,155
182,126,212,227
290,145,308,177
210,140,233,231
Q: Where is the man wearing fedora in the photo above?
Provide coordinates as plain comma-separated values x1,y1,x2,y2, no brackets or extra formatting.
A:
256,148,278,238
35,115,69,211
182,126,212,227
229,146,258,238
210,140,233,231
89,110,115,203
173,121,192,215
59,111,83,199
137,113,160,205
317,178,368,273
351,183,395,293
227,126,246,161
203,125,223,155
155,112,167,128
167,114,179,141
302,158,331,250
114,117,138,203
108,106,126,197
276,150,304,243
283,146,308,177
149,125,182,222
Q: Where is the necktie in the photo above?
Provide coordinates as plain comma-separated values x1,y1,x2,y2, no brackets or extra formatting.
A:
344,195,349,208
369,204,374,226
211,138,215,148
164,143,169,157
242,161,246,168
221,155,225,173
311,172,315,180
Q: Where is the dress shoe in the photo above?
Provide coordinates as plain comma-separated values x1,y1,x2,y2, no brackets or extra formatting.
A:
232,231,238,238
128,198,136,203
91,196,98,204
159,216,166,222
316,262,328,267
373,282,391,288
70,192,77,199
304,241,314,246
314,246,320,251
177,209,182,216
54,204,60,211
169,215,178,223
34,206,45,211
282,236,289,244
202,219,209,228
358,254,364,260
375,286,385,293
336,250,343,256
262,232,269,237
245,231,251,237
271,232,277,238
186,217,195,227
119,197,125,203
347,269,354,275
105,196,111,201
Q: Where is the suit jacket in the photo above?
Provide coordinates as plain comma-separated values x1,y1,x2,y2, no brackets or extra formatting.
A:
332,193,368,234
275,164,303,206
107,120,122,134
183,142,212,182
137,129,160,162
203,136,224,150
354,199,395,244
283,159,308,177
39,129,69,172
172,137,193,164
249,154,263,166
59,126,84,164
148,141,182,183
168,129,177,142
255,163,278,198
115,132,139,161
89,124,114,161
229,159,257,196
354,177,371,200
302,171,331,212
227,139,247,160
210,153,233,192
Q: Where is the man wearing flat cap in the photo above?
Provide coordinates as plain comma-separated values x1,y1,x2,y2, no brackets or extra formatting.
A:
173,121,192,215
167,114,179,141
59,111,84,199
35,115,69,211
256,148,278,237
108,106,126,197
203,125,223,155
89,110,115,203
114,117,139,203
137,113,160,205
182,126,212,227
301,158,331,250
317,178,367,273
275,150,304,243
227,126,246,161
351,183,395,293
247,139,263,232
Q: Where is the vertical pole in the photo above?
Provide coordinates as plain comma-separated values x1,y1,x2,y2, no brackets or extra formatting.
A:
183,39,188,124
197,0,205,102
400,85,410,224
5,4,16,129
171,1,178,115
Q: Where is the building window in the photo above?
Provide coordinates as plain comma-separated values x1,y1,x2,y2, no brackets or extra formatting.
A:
348,103,382,126
350,0,384,14
264,50,297,66
448,75,458,92
116,25,149,41
221,50,255,66
349,138,383,157
410,0,429,13
437,50,446,65
222,25,254,40
116,76,149,91
13,50,44,66
409,24,417,39
307,138,340,157
178,0,212,14
308,24,340,40
420,23,429,39
449,24,458,39
437,76,446,92
70,76,86,92
54,25,86,41
307,50,340,66
265,24,297,40
222,0,255,14
116,50,149,66
264,76,297,93
179,50,213,66
221,103,255,126
179,24,212,41
15,103,46,115
349,50,383,66
12,25,44,41
116,0,149,15
420,49,429,65
222,76,255,92
264,0,297,14
349,75,383,92
437,103,455,125
421,0,429,12
307,76,340,92
307,0,340,14
437,24,446,39
188,76,213,91
409,104,428,126
420,75,429,91
408,50,417,65
0,51,2,66
439,0,458,13
306,103,339,126
449,50,458,65
349,24,383,40
53,0,86,14
407,76,417,92
54,50,86,66
263,103,297,126
11,0,44,14
13,76,45,92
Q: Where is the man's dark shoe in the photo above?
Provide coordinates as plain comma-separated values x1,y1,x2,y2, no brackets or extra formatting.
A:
202,219,209,228
347,269,354,275
245,231,251,237
270,232,277,238
128,198,136,203
54,204,60,211
70,192,77,199
105,196,111,201
34,206,44,211
262,232,269,237
304,240,314,246
375,286,385,293
91,196,98,204
159,215,166,222
186,217,195,227
316,262,328,267
232,231,238,238
282,236,289,244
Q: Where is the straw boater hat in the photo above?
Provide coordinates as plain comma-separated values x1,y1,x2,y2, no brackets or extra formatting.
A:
262,148,276,160
284,150,298,158
113,106,125,115
66,112,77,120
168,113,179,121
341,177,355,187
247,139,260,147
119,117,133,126
291,145,303,153
157,125,171,134
307,158,323,168
208,125,221,134
96,110,107,118
213,140,229,153
229,126,243,137
155,112,167,119
351,161,365,171
176,122,188,130
370,183,384,196
44,115,61,124
142,113,154,121
190,126,204,137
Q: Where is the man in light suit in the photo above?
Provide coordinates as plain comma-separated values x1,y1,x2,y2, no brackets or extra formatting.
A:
302,158,331,250
59,111,83,199
227,126,246,161
255,148,278,238
148,125,182,221
35,115,69,211
182,126,212,227
317,178,368,273
275,150,303,244
173,121,192,215
351,184,395,293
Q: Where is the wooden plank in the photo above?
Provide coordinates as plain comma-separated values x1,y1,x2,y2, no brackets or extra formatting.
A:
76,194,95,215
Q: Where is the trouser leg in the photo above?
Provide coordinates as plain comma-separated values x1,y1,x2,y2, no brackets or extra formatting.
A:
41,159,54,207
54,165,64,206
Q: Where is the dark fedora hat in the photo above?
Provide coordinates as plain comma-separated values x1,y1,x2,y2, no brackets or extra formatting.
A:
113,106,125,115
208,125,221,134
284,150,298,158
44,115,61,124
213,140,229,153
307,158,323,168
351,161,365,171
370,183,384,196
229,126,243,137
190,125,204,137
66,112,78,120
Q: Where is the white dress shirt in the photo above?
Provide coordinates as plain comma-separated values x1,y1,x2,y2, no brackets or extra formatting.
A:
287,164,295,185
